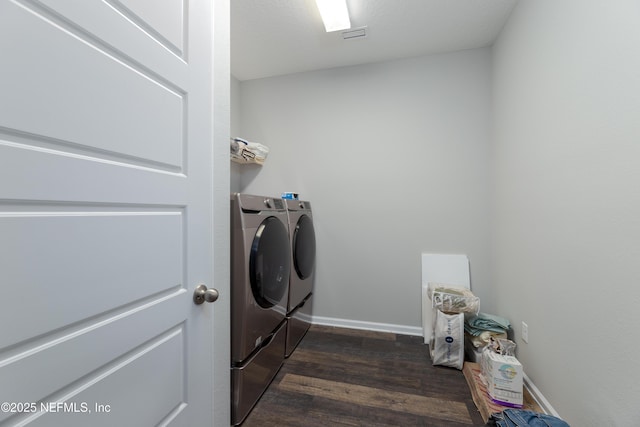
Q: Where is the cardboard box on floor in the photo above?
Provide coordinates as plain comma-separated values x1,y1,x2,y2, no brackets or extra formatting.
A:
481,350,523,407
463,362,542,422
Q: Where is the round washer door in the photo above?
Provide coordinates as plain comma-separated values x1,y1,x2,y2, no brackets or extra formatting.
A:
250,216,291,308
293,214,316,280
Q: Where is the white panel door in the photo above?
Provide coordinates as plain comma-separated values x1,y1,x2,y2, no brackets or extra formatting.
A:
0,0,223,425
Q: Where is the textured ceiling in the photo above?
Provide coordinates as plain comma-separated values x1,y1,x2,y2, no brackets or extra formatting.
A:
231,0,518,81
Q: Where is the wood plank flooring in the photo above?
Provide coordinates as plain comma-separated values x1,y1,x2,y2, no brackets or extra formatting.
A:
242,325,486,426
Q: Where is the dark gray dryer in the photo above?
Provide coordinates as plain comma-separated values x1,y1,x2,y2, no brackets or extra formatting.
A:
284,199,316,357
230,193,291,425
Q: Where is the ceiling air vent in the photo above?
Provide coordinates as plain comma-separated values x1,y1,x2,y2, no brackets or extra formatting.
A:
342,26,367,40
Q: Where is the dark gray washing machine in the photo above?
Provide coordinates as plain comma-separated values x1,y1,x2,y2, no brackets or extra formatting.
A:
230,193,291,425
284,199,316,357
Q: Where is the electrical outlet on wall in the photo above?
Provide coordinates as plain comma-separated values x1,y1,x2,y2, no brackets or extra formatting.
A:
522,321,529,344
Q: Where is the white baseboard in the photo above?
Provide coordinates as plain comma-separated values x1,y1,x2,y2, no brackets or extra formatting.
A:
311,315,424,337
523,373,560,417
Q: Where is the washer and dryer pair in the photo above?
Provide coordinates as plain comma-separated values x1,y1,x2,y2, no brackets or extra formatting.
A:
230,193,315,425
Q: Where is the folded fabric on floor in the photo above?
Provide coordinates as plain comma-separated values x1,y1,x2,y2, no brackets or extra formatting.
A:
465,312,511,336
467,331,508,348
485,409,570,427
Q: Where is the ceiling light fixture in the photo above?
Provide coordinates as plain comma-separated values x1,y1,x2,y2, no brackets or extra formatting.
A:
315,0,351,32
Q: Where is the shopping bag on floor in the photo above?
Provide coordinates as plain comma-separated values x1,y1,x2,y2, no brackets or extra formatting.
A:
430,309,464,370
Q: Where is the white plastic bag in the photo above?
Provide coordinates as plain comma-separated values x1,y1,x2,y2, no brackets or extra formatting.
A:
430,309,464,370
427,282,480,314
230,137,269,164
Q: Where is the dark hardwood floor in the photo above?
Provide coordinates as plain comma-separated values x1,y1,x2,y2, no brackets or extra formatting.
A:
242,324,486,427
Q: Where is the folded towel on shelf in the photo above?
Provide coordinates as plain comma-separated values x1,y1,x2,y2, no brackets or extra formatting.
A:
465,312,511,336
230,137,269,164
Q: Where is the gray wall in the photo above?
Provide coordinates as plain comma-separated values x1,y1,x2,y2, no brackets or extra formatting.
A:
492,0,640,425
233,48,493,331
